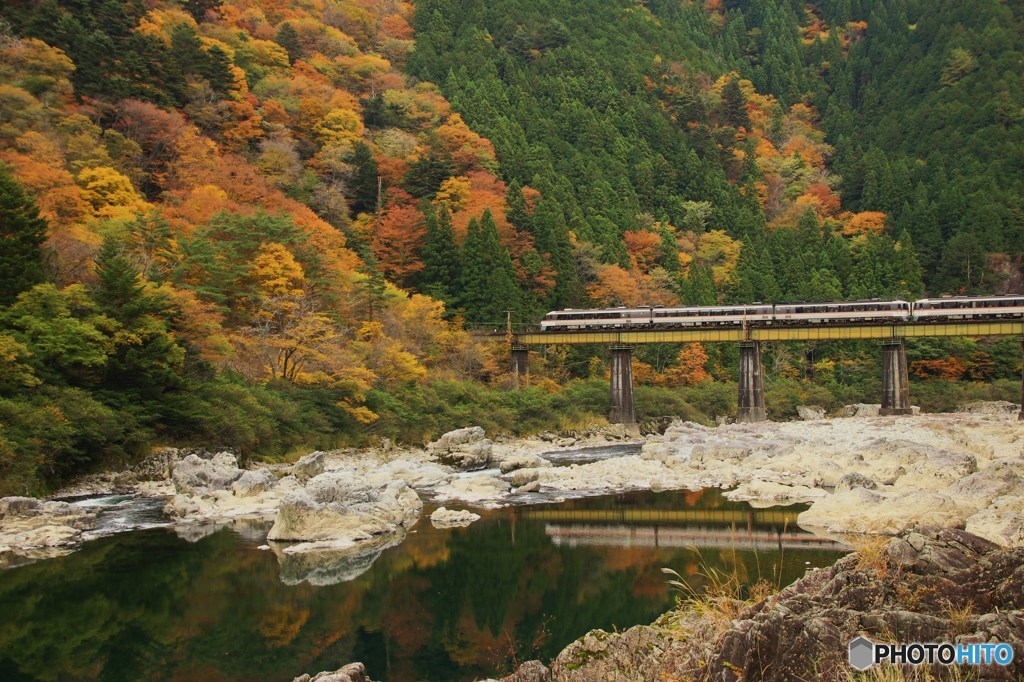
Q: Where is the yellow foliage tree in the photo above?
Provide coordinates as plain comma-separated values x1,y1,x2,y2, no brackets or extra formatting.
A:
77,166,150,221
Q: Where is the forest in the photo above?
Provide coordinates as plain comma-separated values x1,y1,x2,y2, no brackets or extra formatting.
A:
0,0,1021,494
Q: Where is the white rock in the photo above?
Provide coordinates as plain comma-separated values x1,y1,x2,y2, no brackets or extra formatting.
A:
498,453,551,473
796,406,826,421
428,427,493,470
433,475,511,505
430,507,481,528
503,468,539,487
798,488,964,535
231,469,278,497
290,452,326,480
172,453,244,494
267,472,421,549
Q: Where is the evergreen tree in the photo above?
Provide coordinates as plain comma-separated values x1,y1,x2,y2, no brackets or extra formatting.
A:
0,167,47,307
350,143,380,215
420,203,460,303
722,77,750,130
199,45,235,95
277,23,302,64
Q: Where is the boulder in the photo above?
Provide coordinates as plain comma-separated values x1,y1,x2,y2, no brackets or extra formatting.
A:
293,662,372,682
499,453,551,474
957,400,1019,415
513,481,540,494
689,445,752,468
231,469,278,497
838,403,881,418
798,487,965,535
503,468,539,487
796,405,826,421
172,453,244,494
290,452,326,480
0,497,97,555
834,471,877,491
555,437,577,447
430,506,481,528
267,472,421,548
433,475,511,505
498,660,552,682
428,427,493,470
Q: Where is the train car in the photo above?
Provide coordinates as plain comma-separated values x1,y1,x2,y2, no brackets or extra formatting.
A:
540,307,652,330
773,299,911,324
912,295,1024,321
652,304,774,327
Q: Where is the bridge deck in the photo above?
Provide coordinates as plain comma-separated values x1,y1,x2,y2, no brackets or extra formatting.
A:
512,321,1024,345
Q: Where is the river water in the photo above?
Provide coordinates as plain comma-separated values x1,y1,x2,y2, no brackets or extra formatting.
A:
0,449,848,682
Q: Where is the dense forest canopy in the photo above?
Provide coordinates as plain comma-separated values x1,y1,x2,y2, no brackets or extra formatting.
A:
0,0,1021,493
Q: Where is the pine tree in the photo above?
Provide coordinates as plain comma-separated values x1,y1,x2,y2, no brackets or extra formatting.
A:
93,238,156,324
420,203,460,303
504,179,533,233
0,167,48,306
722,77,750,130
277,23,302,64
199,45,235,95
350,142,380,215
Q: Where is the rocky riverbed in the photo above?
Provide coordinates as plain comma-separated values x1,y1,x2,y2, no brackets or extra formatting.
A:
4,405,1024,565
493,526,1024,682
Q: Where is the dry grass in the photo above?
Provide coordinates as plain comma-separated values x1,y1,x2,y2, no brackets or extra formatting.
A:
846,663,977,681
943,598,974,635
850,535,891,579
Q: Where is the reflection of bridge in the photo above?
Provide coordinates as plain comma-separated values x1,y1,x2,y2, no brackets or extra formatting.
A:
544,524,848,552
522,507,802,527
499,319,1024,426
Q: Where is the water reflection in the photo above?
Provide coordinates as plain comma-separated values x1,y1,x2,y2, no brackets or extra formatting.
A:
0,489,847,682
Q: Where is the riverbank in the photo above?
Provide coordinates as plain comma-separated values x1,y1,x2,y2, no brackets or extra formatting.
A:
4,404,1024,564
494,526,1024,681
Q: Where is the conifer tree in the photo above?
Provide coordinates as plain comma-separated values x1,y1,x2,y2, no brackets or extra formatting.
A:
277,23,302,64
420,203,460,303
0,167,47,307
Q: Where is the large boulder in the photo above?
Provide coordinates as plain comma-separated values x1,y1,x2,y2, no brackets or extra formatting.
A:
957,400,1018,415
267,472,421,548
289,452,326,480
499,453,551,474
430,506,481,528
293,663,372,682
798,487,965,535
0,497,97,556
838,403,881,418
231,469,278,498
172,453,244,494
796,405,826,421
428,426,493,470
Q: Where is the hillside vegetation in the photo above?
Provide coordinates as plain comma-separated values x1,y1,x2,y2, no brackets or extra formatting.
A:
0,0,1021,494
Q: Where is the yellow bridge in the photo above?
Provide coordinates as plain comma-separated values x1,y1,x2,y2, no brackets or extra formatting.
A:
512,320,1024,345
504,319,1024,426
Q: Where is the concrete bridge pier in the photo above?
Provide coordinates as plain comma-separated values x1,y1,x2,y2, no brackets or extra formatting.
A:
737,341,767,423
1019,340,1023,421
880,339,913,416
609,345,636,425
510,345,529,388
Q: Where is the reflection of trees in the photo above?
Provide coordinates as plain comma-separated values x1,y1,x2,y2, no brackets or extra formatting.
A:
0,493,846,682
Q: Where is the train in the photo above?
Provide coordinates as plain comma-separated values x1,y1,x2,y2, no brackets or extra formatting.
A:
539,295,1024,331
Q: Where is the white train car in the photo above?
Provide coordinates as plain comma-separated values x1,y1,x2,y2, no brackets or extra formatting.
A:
773,300,911,324
912,295,1024,321
652,304,774,326
540,307,652,330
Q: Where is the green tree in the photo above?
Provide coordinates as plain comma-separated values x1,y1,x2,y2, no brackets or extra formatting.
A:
0,167,48,307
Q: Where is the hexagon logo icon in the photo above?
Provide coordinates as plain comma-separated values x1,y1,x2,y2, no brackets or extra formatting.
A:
848,636,875,671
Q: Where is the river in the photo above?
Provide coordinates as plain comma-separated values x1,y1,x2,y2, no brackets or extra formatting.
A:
0,448,848,682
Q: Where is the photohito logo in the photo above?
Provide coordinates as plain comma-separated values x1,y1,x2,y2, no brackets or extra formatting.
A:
848,636,1014,670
